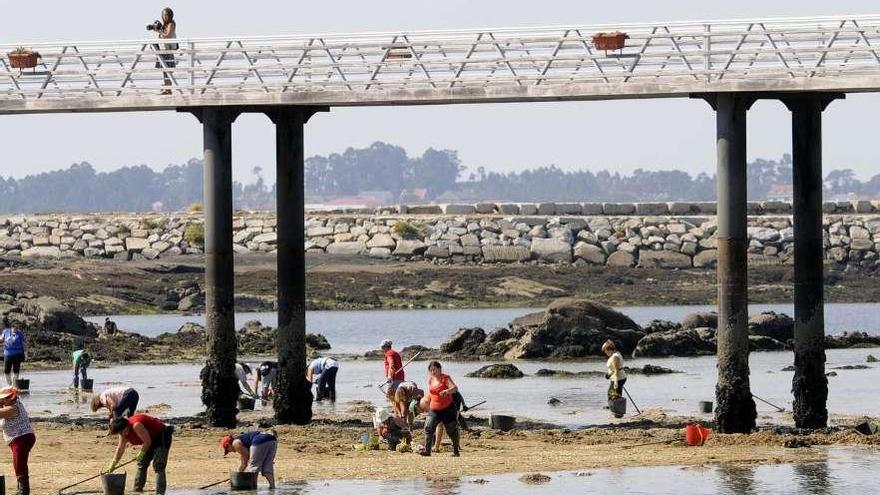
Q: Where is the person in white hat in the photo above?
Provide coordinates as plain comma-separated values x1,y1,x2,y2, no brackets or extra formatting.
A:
0,386,34,495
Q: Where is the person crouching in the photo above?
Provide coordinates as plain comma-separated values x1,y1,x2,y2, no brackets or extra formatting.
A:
220,431,277,489
0,386,34,495
107,414,173,494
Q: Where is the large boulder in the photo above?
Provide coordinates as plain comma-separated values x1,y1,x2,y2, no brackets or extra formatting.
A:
465,363,524,378
17,296,96,336
638,250,692,269
748,312,794,342
749,335,786,351
530,238,572,263
681,311,717,330
504,298,643,359
633,327,716,357
439,327,487,355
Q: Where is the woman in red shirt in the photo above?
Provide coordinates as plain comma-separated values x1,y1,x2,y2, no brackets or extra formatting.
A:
419,361,461,457
106,414,174,494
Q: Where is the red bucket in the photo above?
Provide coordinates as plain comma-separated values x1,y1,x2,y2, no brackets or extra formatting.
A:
685,423,710,446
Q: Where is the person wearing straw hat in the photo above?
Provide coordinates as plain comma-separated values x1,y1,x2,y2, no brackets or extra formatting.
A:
107,413,174,494
220,430,277,489
0,386,34,495
602,339,627,401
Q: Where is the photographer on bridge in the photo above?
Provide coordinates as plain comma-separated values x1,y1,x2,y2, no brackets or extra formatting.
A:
147,7,177,95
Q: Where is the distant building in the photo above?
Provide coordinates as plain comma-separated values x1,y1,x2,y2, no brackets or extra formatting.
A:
399,188,429,203
357,190,394,206
767,183,793,201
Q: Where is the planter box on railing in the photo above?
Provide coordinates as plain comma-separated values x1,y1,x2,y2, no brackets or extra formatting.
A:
592,32,628,51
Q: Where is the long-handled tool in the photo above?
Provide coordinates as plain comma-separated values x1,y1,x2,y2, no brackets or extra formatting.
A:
462,400,487,412
752,393,785,412
623,386,642,416
199,478,229,490
58,458,137,494
377,350,422,389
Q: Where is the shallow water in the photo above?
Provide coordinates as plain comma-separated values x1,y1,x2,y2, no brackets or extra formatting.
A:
87,303,880,353
20,345,880,426
167,447,880,494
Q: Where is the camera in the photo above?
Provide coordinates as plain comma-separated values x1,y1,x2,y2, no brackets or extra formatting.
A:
146,20,162,31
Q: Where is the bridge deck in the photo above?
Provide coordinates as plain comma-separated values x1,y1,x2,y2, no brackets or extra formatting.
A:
2,14,880,114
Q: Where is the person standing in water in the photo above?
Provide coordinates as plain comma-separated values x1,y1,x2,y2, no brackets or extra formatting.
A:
1,322,26,387
91,386,140,419
307,356,339,402
220,431,277,489
381,340,404,391
71,346,91,390
603,339,627,401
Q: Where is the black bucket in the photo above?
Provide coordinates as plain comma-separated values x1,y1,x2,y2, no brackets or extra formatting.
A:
238,396,255,411
13,379,28,392
699,400,713,414
609,397,627,418
81,378,94,392
229,471,258,491
490,414,516,431
0,474,5,495
101,472,126,495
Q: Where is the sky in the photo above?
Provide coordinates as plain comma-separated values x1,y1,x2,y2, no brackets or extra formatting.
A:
1,1,879,185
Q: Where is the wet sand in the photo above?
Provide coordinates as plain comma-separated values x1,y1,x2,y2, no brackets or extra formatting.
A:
14,409,880,494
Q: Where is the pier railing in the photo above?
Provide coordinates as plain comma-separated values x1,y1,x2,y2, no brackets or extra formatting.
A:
2,14,880,112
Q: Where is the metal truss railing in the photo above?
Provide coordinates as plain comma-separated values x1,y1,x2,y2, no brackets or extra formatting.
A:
2,14,880,109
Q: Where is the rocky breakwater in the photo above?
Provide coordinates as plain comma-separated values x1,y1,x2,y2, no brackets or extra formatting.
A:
439,298,644,360
432,298,880,361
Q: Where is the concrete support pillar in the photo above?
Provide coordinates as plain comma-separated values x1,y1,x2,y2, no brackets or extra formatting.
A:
266,107,325,424
712,93,756,433
193,107,240,427
783,94,841,429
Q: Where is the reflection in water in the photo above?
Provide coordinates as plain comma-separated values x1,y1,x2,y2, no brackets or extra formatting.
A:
425,477,461,495
794,461,834,495
716,464,757,495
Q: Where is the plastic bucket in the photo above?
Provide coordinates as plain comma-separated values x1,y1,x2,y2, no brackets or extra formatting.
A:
229,471,258,491
490,414,516,431
13,379,28,391
609,397,627,418
685,423,711,446
698,400,713,413
101,472,126,495
237,396,255,411
81,378,94,391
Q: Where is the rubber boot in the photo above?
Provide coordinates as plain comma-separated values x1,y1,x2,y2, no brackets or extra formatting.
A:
16,476,29,495
155,470,166,495
133,465,148,492
421,428,435,456
446,423,461,457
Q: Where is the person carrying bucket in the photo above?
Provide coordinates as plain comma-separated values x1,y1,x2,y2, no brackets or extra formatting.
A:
602,339,627,401
220,430,277,489
255,361,278,402
0,386,34,495
107,414,174,495
91,386,140,419
1,322,26,387
71,345,92,390
235,362,257,397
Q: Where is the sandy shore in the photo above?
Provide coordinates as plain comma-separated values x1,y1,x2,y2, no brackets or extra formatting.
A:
8,409,878,493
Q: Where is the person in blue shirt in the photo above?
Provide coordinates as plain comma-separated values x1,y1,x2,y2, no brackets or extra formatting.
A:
221,430,277,489
1,322,26,386
306,356,339,402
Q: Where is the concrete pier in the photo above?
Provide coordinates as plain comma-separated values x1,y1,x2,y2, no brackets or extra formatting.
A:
195,107,240,427
268,107,325,424
784,94,841,429
712,94,757,433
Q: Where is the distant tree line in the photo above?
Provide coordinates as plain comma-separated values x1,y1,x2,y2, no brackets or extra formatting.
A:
0,144,876,213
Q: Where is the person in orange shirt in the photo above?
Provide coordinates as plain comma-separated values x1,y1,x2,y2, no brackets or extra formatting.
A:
418,361,460,457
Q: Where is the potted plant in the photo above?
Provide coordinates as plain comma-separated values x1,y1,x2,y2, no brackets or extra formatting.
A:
7,47,41,69
592,32,629,51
